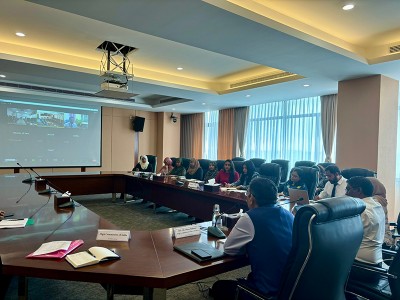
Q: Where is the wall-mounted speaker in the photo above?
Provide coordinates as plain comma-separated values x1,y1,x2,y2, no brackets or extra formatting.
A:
132,116,145,132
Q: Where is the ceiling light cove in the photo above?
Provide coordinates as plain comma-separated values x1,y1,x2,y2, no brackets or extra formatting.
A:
15,32,26,37
177,67,183,71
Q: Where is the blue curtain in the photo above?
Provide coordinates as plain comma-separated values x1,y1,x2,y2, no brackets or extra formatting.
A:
244,97,325,167
203,111,219,159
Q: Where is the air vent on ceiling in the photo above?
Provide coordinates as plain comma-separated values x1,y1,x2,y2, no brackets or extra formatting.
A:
0,82,136,102
230,72,296,88
389,44,400,54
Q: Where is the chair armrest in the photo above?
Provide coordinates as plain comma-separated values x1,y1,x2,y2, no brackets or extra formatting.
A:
236,279,274,300
382,249,397,257
352,261,397,279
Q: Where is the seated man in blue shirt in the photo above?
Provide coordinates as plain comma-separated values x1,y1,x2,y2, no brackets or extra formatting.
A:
211,177,294,299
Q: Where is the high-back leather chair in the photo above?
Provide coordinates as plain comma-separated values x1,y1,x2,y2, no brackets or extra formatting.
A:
237,197,366,300
146,155,157,172
232,157,246,162
294,160,316,168
297,166,319,198
346,246,400,300
233,160,244,175
198,159,212,178
216,160,226,172
318,162,335,169
341,168,376,179
181,158,191,170
250,158,266,173
258,162,281,187
271,159,290,186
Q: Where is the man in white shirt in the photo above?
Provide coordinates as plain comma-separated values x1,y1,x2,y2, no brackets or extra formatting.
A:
315,165,347,200
345,176,385,265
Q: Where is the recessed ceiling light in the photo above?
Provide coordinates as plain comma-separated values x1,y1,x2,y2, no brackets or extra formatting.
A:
245,95,251,98
172,108,176,111
0,74,6,78
202,102,206,105
342,4,355,10
16,32,26,37
177,67,183,71
303,84,310,87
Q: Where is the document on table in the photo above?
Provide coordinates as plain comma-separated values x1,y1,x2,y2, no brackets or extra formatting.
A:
0,218,28,229
30,241,72,256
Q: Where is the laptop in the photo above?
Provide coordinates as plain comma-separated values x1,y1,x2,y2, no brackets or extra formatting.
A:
173,242,225,263
288,188,310,206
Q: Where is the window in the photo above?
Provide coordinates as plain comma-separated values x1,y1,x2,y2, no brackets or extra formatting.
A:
203,111,219,159
244,97,325,166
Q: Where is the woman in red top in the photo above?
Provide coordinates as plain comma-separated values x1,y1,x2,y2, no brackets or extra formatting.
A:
215,159,239,186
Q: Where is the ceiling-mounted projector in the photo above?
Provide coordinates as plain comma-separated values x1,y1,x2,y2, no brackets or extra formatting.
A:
95,41,138,100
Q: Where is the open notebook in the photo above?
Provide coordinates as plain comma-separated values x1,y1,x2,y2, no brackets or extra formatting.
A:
173,242,225,263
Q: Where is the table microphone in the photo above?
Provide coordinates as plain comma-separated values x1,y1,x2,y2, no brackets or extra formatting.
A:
207,215,226,239
17,163,34,184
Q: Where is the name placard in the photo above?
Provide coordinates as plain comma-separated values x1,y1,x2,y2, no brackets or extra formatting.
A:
187,182,199,190
173,224,201,239
96,229,131,242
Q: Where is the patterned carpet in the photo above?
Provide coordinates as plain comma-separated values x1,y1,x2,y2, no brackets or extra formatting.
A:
4,194,249,299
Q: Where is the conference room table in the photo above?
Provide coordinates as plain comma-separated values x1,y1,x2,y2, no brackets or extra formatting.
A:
0,172,249,299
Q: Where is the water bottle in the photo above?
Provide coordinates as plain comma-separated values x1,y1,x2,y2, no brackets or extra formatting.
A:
212,204,222,228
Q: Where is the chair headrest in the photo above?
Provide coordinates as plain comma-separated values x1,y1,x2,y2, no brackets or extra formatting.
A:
298,196,366,223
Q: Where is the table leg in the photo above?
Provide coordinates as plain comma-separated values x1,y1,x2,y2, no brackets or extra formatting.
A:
18,276,27,300
143,287,166,300
112,193,116,203
106,284,114,300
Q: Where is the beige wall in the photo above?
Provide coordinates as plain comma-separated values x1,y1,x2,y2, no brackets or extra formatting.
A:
337,75,399,219
156,112,181,170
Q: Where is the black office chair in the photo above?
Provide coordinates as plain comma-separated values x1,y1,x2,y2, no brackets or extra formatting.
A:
216,160,226,171
294,160,316,168
146,154,157,172
233,160,245,175
258,163,281,187
236,196,366,300
346,246,400,300
296,166,319,199
271,159,290,192
341,167,376,179
198,159,212,179
317,162,336,169
232,157,246,162
250,158,267,173
181,158,191,170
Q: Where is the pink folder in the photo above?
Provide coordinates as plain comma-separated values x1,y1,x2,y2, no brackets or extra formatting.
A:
26,240,84,259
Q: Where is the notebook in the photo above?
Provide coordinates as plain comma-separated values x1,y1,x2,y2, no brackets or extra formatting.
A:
173,242,225,262
288,188,310,206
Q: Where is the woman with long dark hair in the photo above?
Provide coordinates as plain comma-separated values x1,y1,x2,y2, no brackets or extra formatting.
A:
229,160,259,190
215,159,239,186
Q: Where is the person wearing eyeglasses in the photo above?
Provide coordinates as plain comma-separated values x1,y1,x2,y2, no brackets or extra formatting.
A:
215,159,239,186
345,176,385,265
210,177,294,299
345,176,385,293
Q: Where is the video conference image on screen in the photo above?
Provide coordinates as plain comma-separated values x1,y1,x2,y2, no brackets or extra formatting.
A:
0,99,102,168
